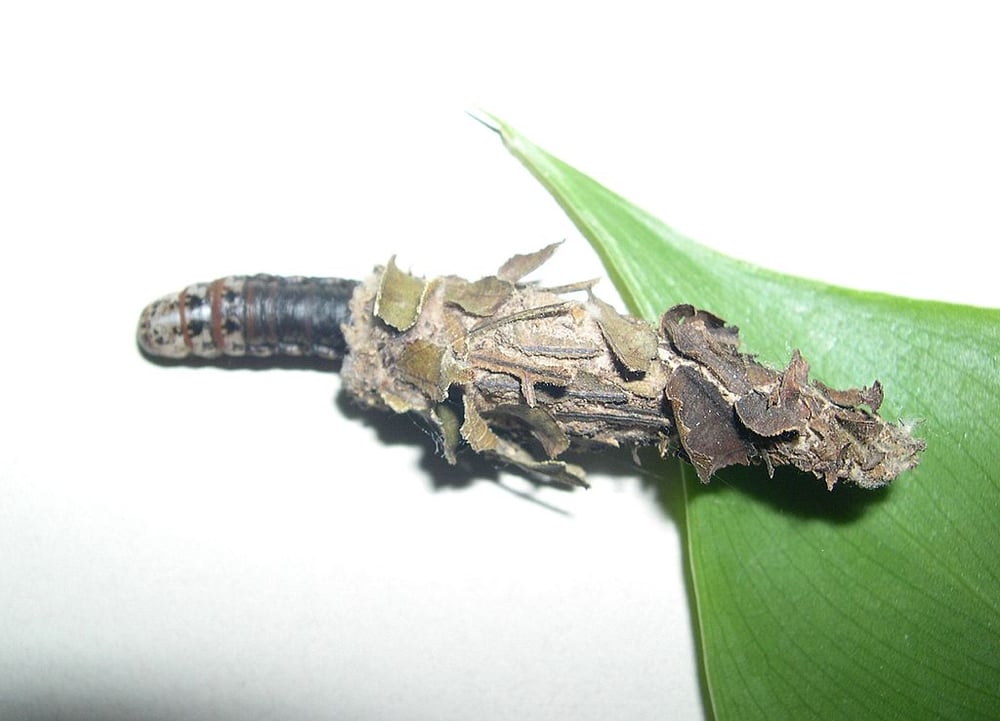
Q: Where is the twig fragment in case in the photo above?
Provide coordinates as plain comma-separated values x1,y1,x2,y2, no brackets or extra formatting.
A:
137,245,925,490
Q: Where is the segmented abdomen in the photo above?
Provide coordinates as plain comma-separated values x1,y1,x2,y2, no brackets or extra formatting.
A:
137,275,358,359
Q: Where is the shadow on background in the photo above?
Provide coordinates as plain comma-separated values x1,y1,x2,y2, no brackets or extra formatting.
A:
335,390,503,492
138,344,890,523
0,688,344,721
683,461,894,524
336,387,696,515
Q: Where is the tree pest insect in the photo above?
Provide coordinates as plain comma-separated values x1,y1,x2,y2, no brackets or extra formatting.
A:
137,243,924,489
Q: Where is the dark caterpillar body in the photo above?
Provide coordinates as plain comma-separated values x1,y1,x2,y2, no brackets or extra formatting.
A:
137,275,357,360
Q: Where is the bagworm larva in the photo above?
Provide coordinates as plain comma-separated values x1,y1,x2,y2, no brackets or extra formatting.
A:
138,244,924,489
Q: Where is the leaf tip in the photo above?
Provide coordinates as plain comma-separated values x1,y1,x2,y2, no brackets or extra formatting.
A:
465,107,503,135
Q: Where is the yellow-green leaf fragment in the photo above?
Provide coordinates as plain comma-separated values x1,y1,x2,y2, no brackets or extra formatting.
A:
374,256,428,331
443,276,513,316
459,395,500,453
396,340,448,401
432,403,463,464
589,296,658,373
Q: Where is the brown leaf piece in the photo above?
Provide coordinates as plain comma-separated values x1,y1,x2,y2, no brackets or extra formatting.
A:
666,365,752,481
496,242,562,282
339,247,924,489
734,351,809,438
815,379,884,412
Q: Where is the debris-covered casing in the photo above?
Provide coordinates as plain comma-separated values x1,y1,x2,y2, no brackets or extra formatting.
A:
340,245,925,489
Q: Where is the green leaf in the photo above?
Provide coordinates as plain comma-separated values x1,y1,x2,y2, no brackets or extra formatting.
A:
477,112,1000,721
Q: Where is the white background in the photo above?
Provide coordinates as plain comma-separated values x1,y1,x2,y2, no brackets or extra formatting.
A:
1,3,996,720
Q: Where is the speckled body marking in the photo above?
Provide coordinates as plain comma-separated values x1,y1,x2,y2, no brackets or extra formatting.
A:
137,275,357,359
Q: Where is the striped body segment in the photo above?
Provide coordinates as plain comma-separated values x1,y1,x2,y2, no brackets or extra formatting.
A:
137,275,358,359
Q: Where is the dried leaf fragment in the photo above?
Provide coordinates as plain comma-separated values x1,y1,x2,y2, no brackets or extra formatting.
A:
734,351,810,438
589,296,659,374
396,340,449,402
374,256,428,331
444,276,513,316
497,241,562,282
666,365,753,481
489,404,571,458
